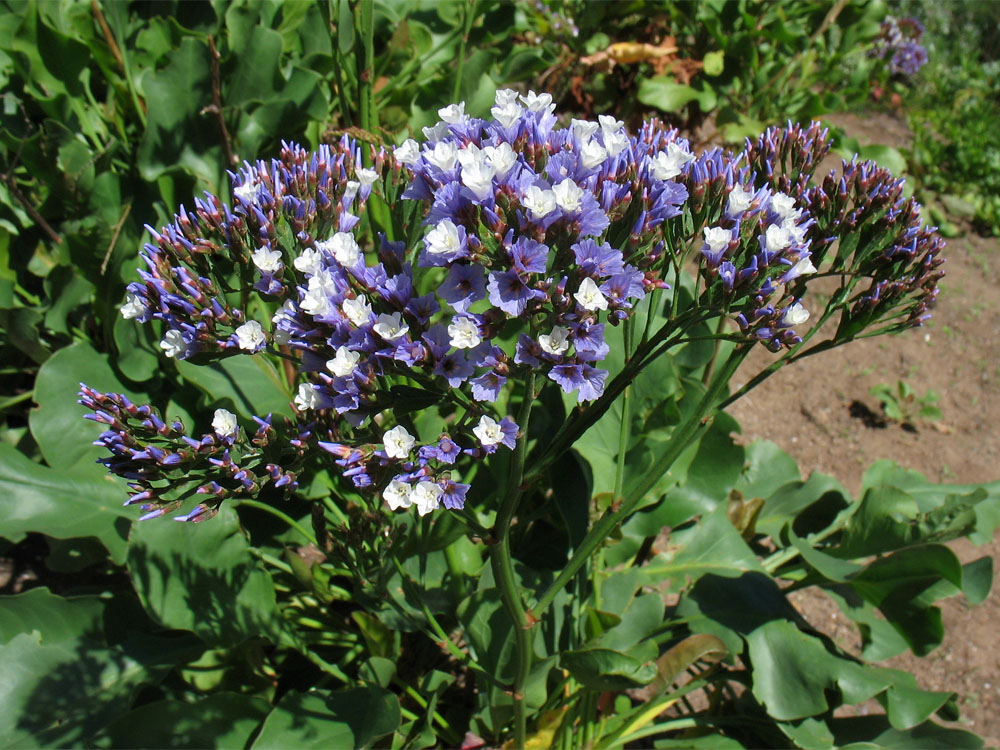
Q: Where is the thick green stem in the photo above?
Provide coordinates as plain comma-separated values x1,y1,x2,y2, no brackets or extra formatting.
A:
489,372,536,748
528,347,748,620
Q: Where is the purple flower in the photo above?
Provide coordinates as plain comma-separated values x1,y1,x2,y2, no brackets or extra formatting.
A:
439,264,487,313
487,270,546,316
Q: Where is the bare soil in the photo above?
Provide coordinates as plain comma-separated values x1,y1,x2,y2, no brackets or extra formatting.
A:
727,111,1000,743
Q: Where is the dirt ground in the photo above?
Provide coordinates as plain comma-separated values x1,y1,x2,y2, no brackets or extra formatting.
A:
727,112,1000,744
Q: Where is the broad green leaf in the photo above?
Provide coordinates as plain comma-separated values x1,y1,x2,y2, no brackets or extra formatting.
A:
831,715,983,749
639,505,765,594
676,571,801,656
756,472,850,540
0,631,200,748
560,645,658,692
637,77,701,113
702,50,725,76
31,340,145,477
857,144,908,176
0,442,131,562
849,544,962,656
127,506,291,648
747,619,886,721
252,686,400,749
93,693,270,749
822,587,910,663
734,440,800,500
176,354,292,420
0,587,104,646
137,36,223,189
592,594,664,652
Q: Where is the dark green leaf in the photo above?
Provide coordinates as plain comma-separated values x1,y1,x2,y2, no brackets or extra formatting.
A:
252,686,400,749
93,692,270,749
0,587,104,646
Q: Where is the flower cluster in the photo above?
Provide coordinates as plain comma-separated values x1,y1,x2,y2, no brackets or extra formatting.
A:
87,94,944,522
871,16,928,77
744,122,944,334
78,386,300,521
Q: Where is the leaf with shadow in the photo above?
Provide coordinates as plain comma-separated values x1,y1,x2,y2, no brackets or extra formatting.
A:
127,506,294,649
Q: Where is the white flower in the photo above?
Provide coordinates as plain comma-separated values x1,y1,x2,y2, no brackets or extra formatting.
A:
120,293,145,320
342,296,373,327
703,226,733,255
300,284,332,317
317,232,361,267
373,312,409,340
461,159,496,201
650,142,695,181
160,329,187,358
294,382,320,411
394,139,421,166
574,276,608,311
235,320,266,351
342,180,361,205
425,220,463,256
422,121,450,142
484,143,517,177
233,182,259,203
212,408,239,438
251,246,283,274
598,114,624,134
495,88,519,107
355,167,378,186
310,268,338,296
426,141,458,172
411,481,443,516
538,325,571,356
522,185,557,221
579,140,608,170
491,100,523,129
473,415,504,446
552,178,585,213
770,192,798,222
448,316,481,349
383,425,415,459
293,248,322,276
727,184,754,215
782,302,810,326
272,300,296,345
785,256,818,279
327,346,361,377
571,119,599,142
438,102,466,123
456,143,483,169
764,224,793,253
786,220,808,245
519,90,554,113
603,130,629,157
383,479,413,511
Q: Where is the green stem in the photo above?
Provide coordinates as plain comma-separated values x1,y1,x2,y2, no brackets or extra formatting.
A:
528,347,748,620
451,0,479,103
354,0,376,135
489,372,536,749
236,499,317,546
